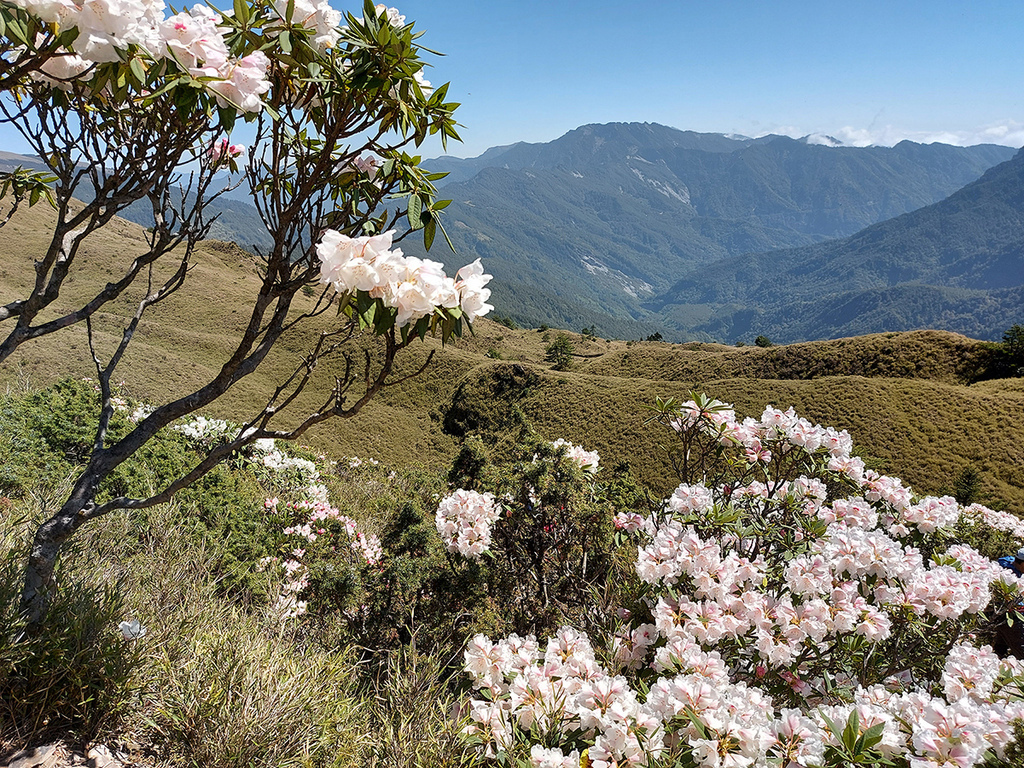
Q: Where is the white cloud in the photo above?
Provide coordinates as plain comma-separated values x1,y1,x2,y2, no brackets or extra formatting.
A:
751,121,1024,149
805,133,843,147
842,122,1024,148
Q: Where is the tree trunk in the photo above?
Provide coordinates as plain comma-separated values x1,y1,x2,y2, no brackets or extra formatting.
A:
19,493,91,628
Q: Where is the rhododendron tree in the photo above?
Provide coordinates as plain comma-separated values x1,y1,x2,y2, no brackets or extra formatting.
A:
0,0,482,624
438,436,647,637
453,394,1024,767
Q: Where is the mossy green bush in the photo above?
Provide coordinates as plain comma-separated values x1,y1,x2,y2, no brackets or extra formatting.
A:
0,380,283,601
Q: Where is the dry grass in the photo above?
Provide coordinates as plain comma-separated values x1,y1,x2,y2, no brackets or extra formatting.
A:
1,489,479,767
2,202,1023,512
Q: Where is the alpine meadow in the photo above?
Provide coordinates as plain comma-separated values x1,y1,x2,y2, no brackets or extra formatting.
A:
2,2,1024,768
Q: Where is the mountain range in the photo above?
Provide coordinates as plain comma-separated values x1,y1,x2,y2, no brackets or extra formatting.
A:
411,123,1018,340
3,122,1020,342
655,146,1024,341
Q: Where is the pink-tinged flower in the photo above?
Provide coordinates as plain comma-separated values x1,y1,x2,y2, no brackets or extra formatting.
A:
207,51,271,113
272,0,341,51
941,642,1000,702
667,483,713,515
454,259,493,322
436,489,500,559
207,138,246,169
156,7,229,73
551,438,600,474
528,744,580,768
33,50,94,87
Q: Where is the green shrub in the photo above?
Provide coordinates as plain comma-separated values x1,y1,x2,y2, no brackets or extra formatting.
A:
544,334,574,371
953,465,983,506
445,437,642,637
441,364,538,439
0,380,280,601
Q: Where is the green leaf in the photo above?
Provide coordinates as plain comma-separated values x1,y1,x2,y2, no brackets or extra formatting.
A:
6,18,28,45
129,57,146,85
437,217,456,253
843,709,860,751
860,721,886,750
423,215,436,250
279,30,292,54
407,194,422,229
233,0,251,25
218,106,238,133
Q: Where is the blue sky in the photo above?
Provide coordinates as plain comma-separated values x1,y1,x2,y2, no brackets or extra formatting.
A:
398,0,1024,158
2,0,1021,159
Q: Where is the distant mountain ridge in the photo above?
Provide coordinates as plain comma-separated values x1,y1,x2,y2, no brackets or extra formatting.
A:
4,124,1019,341
655,148,1024,342
406,122,1014,338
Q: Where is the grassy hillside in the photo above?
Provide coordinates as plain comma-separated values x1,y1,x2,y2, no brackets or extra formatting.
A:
2,201,1023,512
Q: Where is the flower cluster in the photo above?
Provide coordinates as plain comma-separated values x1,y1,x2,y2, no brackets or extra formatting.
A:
263,490,382,621
13,0,165,63
551,438,600,475
964,502,1024,542
435,489,500,559
462,395,1024,767
156,5,270,111
208,138,246,170
173,414,231,443
272,0,341,51
11,0,273,111
262,449,319,484
345,455,379,468
466,619,1024,768
316,229,493,328
276,498,382,565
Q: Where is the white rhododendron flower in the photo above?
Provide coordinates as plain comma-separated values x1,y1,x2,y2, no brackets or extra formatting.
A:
413,68,432,96
436,489,500,559
73,0,166,62
9,0,79,25
454,259,494,322
155,5,228,72
551,438,599,474
272,0,341,50
206,50,271,112
374,3,404,26
174,414,230,442
12,0,273,112
457,396,1024,766
118,619,147,640
33,50,94,86
316,230,492,329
